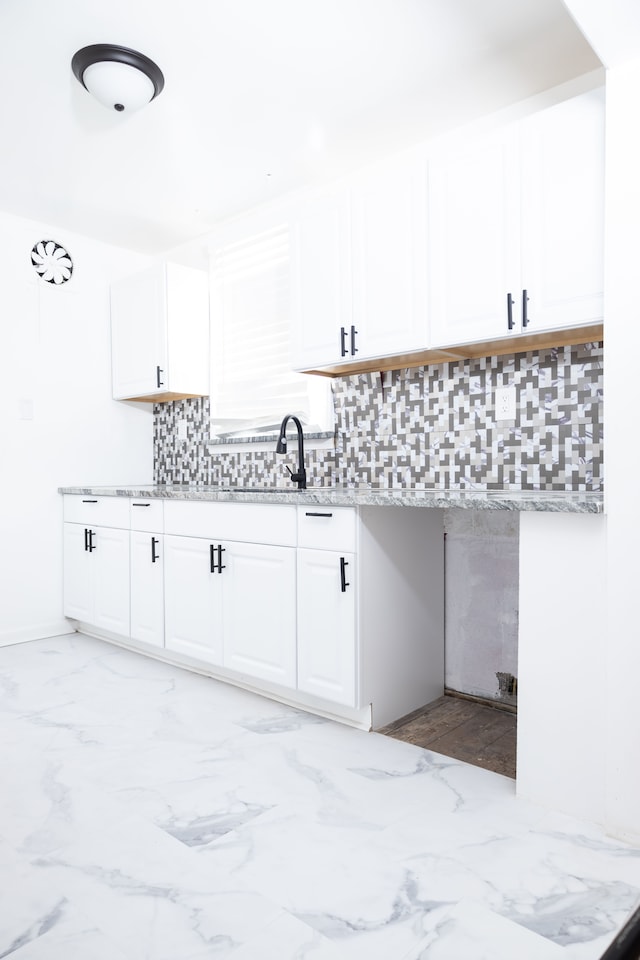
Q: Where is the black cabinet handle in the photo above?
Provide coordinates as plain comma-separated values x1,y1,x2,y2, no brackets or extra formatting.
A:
350,325,358,356
82,499,98,503
156,365,164,388
88,529,95,552
210,543,226,573
340,557,350,593
507,292,515,331
340,326,348,357
305,512,333,518
132,502,151,507
522,289,530,328
151,537,159,563
84,528,89,552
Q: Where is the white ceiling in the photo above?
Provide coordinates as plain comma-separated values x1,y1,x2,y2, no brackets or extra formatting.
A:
0,0,599,255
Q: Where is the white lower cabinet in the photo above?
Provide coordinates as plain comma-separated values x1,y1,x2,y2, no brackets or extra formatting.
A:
130,498,165,649
63,522,130,637
297,548,357,706
130,530,164,648
164,535,296,686
164,535,224,665
222,541,297,687
62,494,445,729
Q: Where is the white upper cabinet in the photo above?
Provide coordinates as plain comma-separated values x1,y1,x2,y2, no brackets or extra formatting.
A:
428,126,520,346
290,185,352,371
351,154,428,361
111,261,209,402
519,87,605,333
290,152,428,371
428,87,605,347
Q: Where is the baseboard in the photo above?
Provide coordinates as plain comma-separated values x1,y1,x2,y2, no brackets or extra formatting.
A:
0,620,74,648
445,687,517,715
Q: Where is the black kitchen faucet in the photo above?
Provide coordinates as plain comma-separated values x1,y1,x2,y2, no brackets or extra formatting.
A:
276,414,307,489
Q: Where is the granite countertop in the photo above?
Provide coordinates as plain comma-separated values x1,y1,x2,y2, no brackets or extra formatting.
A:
58,484,604,514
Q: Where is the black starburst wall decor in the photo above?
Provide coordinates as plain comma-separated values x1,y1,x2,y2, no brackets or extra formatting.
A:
31,240,74,284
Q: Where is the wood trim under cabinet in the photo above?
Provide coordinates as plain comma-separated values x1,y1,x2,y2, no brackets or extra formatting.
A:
119,391,208,403
299,322,603,377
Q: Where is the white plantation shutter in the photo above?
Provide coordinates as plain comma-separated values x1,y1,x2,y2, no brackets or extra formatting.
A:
209,224,316,436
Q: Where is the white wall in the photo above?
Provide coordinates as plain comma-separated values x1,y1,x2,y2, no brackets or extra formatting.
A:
517,512,607,825
444,511,519,700
601,60,640,845
0,211,153,646
563,0,640,847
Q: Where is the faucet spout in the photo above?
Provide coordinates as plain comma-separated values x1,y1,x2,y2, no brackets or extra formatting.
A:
276,414,307,489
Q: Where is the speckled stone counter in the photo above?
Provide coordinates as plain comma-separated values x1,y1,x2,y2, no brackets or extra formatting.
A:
59,484,604,514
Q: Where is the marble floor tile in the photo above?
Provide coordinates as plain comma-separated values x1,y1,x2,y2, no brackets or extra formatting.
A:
0,633,639,960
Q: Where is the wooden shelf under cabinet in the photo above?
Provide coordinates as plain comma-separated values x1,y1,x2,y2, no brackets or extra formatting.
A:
300,322,603,378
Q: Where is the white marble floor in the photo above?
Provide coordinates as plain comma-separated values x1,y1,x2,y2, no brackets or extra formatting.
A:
0,634,638,960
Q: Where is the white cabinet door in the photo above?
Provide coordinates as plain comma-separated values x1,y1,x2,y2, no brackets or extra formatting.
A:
111,265,167,399
223,542,297,687
130,531,164,648
63,523,93,622
428,126,521,346
351,154,428,360
520,87,605,332
92,526,130,636
290,186,352,370
111,262,209,402
297,548,357,707
164,535,223,665
63,523,129,636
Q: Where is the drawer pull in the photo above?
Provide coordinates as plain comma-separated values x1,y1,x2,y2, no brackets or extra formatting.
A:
340,557,350,593
305,512,333,518
132,502,151,507
82,499,98,503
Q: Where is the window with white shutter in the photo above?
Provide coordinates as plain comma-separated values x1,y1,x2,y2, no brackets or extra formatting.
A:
209,223,332,438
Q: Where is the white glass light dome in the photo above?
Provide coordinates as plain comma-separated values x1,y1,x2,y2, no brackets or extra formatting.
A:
82,60,156,112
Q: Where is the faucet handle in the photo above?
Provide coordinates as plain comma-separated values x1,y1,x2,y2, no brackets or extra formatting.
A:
285,465,307,489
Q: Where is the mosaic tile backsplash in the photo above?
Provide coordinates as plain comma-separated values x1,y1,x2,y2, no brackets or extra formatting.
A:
154,341,603,492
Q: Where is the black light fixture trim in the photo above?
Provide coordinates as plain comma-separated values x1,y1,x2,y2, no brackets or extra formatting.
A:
71,44,165,110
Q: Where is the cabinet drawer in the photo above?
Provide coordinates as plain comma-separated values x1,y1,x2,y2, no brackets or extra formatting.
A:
164,500,297,547
63,495,129,529
297,506,357,551
129,498,164,532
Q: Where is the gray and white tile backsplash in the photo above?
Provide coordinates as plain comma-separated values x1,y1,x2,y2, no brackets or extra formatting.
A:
154,341,602,492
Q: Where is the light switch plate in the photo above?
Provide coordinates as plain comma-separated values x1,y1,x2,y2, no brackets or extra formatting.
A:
177,419,188,441
17,398,34,420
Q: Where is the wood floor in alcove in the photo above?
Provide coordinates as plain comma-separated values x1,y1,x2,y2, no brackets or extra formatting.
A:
379,695,517,780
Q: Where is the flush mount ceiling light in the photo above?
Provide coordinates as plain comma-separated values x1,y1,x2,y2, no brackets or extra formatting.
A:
71,44,164,113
